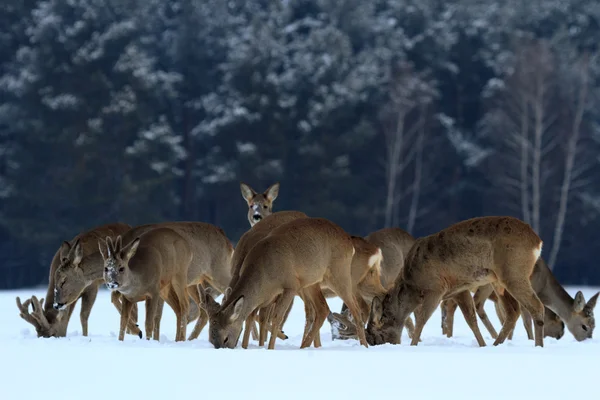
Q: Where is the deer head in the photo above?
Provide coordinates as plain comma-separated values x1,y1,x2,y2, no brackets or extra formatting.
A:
53,239,85,310
366,283,423,345
98,235,140,290
240,182,280,226
198,285,243,349
567,291,598,341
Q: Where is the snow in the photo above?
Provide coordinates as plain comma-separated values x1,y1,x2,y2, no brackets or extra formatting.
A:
1,287,599,400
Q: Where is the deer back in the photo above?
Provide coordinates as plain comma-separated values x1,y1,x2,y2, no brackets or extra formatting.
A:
229,210,308,288
365,227,415,289
401,216,542,296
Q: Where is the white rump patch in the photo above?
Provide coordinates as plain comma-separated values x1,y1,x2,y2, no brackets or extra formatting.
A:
368,248,383,271
533,241,543,260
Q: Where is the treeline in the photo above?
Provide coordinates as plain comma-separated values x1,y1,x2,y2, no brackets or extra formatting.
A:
1,0,600,288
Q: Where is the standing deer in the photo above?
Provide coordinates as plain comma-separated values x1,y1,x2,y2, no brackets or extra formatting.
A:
100,228,192,341
229,210,308,345
240,182,280,226
15,222,139,338
47,221,233,340
366,216,546,347
201,217,370,349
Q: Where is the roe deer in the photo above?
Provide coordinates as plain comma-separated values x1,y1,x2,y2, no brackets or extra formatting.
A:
100,228,192,341
366,216,546,347
200,217,369,349
229,210,308,345
328,227,417,341
15,222,139,338
240,182,280,226
52,221,233,340
530,258,597,340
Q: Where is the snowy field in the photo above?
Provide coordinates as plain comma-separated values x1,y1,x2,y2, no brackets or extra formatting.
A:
1,287,599,400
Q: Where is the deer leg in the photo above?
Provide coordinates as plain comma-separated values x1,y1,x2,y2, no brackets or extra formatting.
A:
187,284,208,340
493,290,520,346
410,294,442,346
520,308,534,340
453,291,487,347
473,284,498,339
503,279,544,347
242,309,258,349
118,298,134,341
258,305,272,347
144,296,160,340
441,299,458,338
267,290,295,350
299,291,316,348
301,285,329,349
111,291,141,338
79,285,98,337
153,298,164,340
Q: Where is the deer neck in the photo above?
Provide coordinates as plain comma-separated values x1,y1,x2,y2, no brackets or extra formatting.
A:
535,265,574,321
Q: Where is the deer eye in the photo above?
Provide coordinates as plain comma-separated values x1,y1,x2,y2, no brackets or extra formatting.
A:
263,205,268,209
119,267,124,272
223,336,229,344
582,325,589,331
104,267,108,272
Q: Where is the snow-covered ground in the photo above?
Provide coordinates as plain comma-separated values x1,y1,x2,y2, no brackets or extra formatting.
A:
1,287,599,400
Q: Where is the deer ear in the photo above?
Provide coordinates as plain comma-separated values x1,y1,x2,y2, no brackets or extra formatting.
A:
114,235,123,253
574,291,586,313
198,285,220,316
240,183,256,204
369,296,383,325
98,239,109,260
585,292,599,311
59,241,71,261
122,237,140,262
230,296,244,322
264,182,280,202
105,236,115,257
72,239,83,265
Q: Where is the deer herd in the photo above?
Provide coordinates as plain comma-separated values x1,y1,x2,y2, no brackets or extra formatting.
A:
15,182,599,350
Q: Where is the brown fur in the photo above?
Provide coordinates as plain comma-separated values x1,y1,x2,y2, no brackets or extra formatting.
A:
201,217,369,349
49,221,233,340
229,210,309,346
367,216,546,347
100,227,193,341
328,227,417,341
16,222,136,338
240,182,280,226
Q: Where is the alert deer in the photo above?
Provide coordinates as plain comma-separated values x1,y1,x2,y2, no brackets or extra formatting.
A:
99,228,193,341
328,227,417,341
200,217,370,349
15,222,140,338
366,216,546,347
240,182,280,226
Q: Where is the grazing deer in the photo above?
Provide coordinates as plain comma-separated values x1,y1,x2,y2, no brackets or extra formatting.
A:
201,217,369,349
100,228,193,341
328,227,418,340
440,284,565,340
240,182,280,226
15,222,139,337
530,258,597,340
366,216,546,347
229,210,308,345
49,221,233,340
